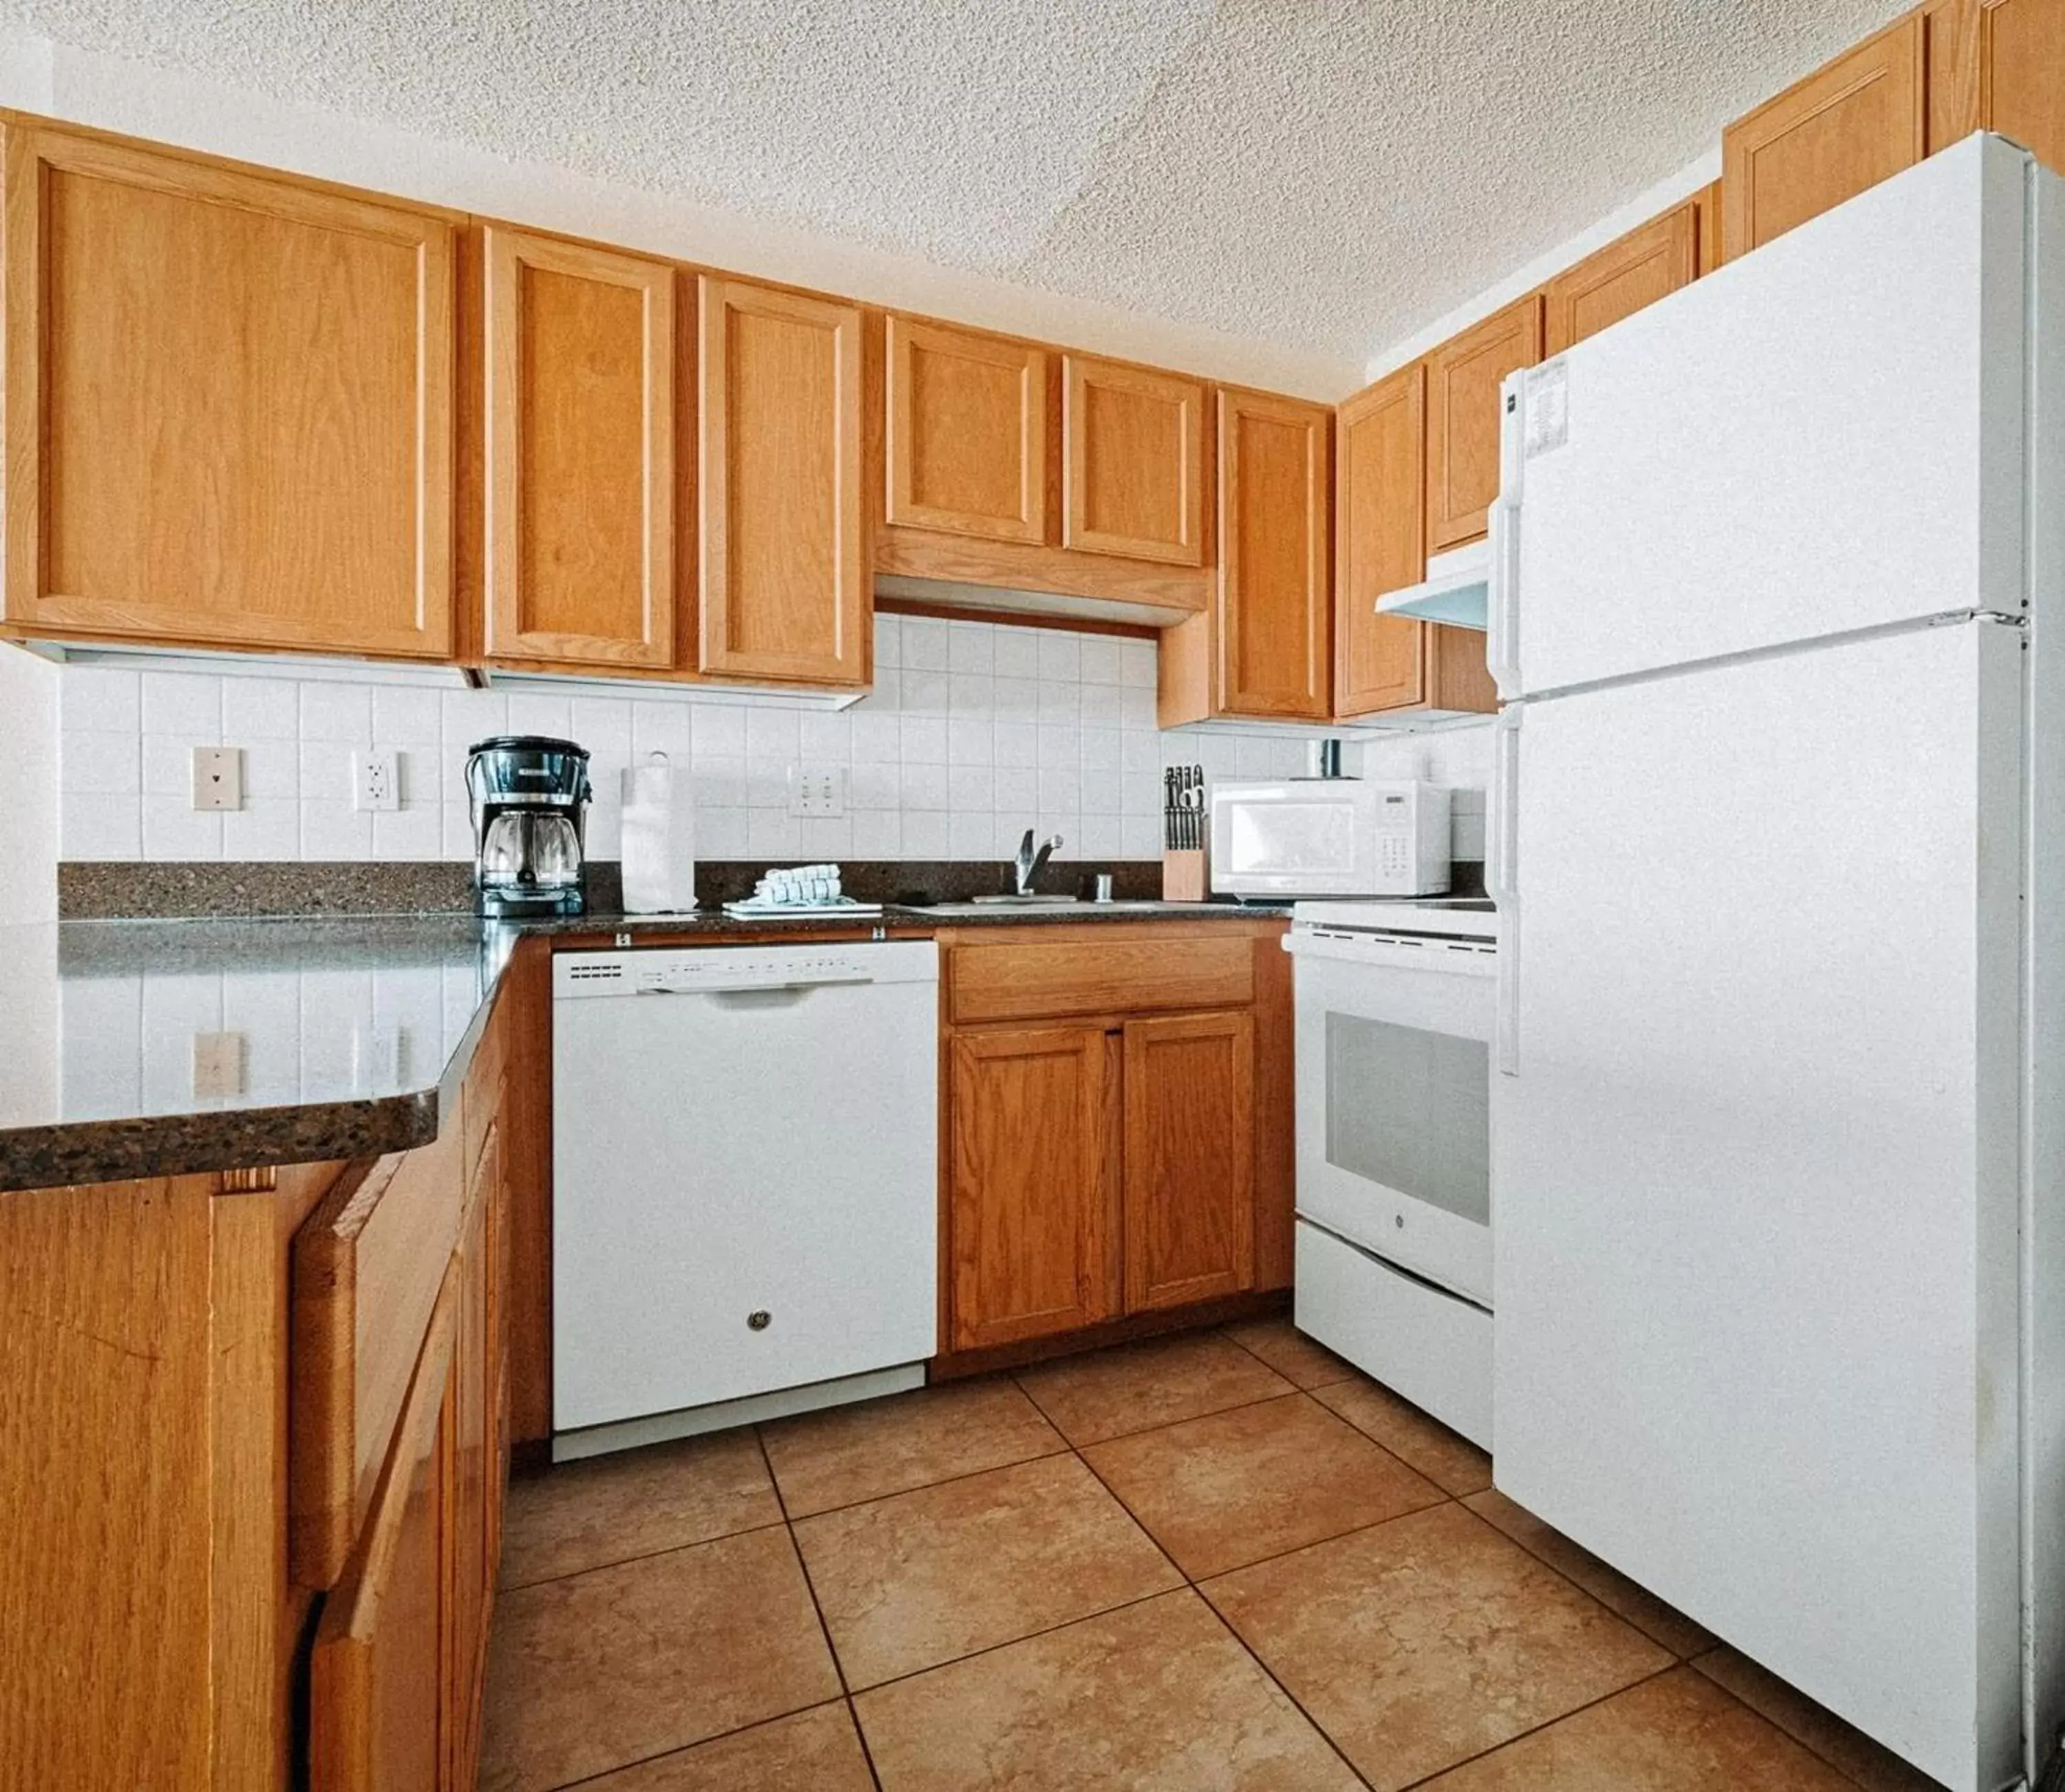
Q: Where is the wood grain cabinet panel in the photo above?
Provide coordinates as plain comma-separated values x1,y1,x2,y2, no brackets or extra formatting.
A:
1927,0,2065,168
1123,1011,1255,1313
1425,295,1540,553
699,277,867,685
1,122,456,658
310,1278,457,1792
947,933,1254,1026
1722,14,1926,262
483,228,675,669
1218,388,1331,719
887,317,1046,544
1544,202,1699,354
949,1025,1119,1351
1063,356,1208,565
1335,363,1494,721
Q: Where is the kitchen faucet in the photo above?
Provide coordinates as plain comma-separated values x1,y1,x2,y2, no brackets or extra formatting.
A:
1013,829,1064,897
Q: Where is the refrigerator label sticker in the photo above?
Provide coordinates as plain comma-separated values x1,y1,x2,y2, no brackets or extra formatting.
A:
1524,359,1569,458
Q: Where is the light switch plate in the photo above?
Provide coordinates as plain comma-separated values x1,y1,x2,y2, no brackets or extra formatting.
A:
786,764,847,818
354,749,402,812
192,1031,246,1099
191,746,243,811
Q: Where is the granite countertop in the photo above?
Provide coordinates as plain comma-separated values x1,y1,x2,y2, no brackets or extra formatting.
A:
0,900,1291,1193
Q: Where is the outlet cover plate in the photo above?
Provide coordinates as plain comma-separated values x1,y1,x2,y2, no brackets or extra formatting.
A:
192,1031,246,1099
191,746,243,811
786,764,847,818
354,749,402,812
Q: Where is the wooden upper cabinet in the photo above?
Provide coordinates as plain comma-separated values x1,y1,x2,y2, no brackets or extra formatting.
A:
1123,1011,1255,1313
886,317,1046,544
949,1025,1118,1352
1218,388,1331,719
1927,0,2065,168
482,228,675,670
1544,201,1699,354
1335,363,1427,716
1,122,456,659
1063,356,1209,566
1425,295,1540,553
699,277,867,685
1334,363,1494,720
1722,14,1926,262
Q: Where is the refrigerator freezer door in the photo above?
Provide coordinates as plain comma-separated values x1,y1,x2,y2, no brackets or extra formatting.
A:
1505,133,2031,698
1492,621,2025,1792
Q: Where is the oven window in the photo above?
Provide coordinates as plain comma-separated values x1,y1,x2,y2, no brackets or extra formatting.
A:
1325,1012,1490,1226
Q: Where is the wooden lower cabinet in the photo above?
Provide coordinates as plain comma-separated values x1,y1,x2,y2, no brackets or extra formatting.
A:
942,925,1287,1359
1123,1011,1254,1312
310,1281,457,1792
949,1024,1119,1350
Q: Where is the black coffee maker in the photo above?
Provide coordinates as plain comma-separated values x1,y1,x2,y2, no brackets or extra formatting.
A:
465,736,591,917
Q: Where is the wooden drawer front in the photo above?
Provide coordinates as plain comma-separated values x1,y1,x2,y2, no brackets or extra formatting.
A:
949,935,1253,1025
292,1122,465,1586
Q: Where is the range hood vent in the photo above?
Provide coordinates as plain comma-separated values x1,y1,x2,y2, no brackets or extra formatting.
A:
1374,541,1489,630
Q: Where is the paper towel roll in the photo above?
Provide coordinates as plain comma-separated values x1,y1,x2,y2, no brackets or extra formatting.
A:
620,752,696,913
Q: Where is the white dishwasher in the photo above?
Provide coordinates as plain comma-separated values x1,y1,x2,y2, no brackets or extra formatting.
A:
551,939,938,1457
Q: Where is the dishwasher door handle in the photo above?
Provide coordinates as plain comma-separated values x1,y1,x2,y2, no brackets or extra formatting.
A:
633,977,874,1001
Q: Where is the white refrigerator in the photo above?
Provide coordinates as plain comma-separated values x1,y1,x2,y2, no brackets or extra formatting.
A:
1488,132,2065,1792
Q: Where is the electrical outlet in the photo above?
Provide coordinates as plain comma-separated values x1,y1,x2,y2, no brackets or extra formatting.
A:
191,746,243,812
191,1031,246,1099
786,765,847,818
354,749,402,812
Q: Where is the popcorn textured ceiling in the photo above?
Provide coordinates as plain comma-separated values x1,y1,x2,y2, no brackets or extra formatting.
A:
5,0,1914,362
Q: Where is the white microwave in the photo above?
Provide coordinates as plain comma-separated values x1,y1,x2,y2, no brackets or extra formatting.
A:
1209,779,1452,897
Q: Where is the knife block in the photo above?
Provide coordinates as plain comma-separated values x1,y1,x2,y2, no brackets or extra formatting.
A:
1161,848,1208,902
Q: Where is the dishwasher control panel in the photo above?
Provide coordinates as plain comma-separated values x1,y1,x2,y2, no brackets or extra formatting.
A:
554,940,938,998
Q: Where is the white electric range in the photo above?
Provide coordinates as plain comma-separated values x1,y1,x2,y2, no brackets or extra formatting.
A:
1282,897,1498,1447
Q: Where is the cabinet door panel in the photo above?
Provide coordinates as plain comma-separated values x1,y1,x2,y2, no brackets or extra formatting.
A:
699,278,867,684
1218,389,1331,718
1426,295,1540,553
949,1026,1117,1350
1335,363,1429,716
1544,202,1699,354
887,318,1046,543
484,228,675,668
3,125,455,658
1063,357,1207,566
310,1278,457,1792
1123,1011,1255,1313
1931,0,2065,169
1722,14,1925,260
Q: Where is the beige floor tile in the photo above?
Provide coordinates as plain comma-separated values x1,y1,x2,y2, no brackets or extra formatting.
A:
761,1376,1065,1517
1313,1374,1493,1495
1015,1331,1294,1446
1203,1502,1672,1792
1690,1645,1944,1792
478,1526,840,1792
856,1588,1362,1792
1221,1316,1357,1389
574,1702,876,1791
1083,1391,1444,1578
1419,1665,1856,1790
498,1427,782,1588
1463,1489,1715,1658
792,1451,1182,1689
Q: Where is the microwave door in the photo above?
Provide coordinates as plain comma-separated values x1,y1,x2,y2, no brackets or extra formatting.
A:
1214,793,1365,894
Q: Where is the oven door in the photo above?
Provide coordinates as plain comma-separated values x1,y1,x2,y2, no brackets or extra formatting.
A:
1288,929,1494,1304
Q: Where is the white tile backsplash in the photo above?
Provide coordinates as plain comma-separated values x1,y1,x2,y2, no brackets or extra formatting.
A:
55,618,1490,866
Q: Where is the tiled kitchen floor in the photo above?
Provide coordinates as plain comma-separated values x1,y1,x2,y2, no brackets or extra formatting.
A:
479,1320,1940,1792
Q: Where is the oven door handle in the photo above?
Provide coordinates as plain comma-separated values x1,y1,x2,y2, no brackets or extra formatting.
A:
1491,709,1521,1077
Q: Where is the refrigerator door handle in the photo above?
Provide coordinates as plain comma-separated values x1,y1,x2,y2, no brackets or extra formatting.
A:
1491,707,1521,1076
1485,372,1528,700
